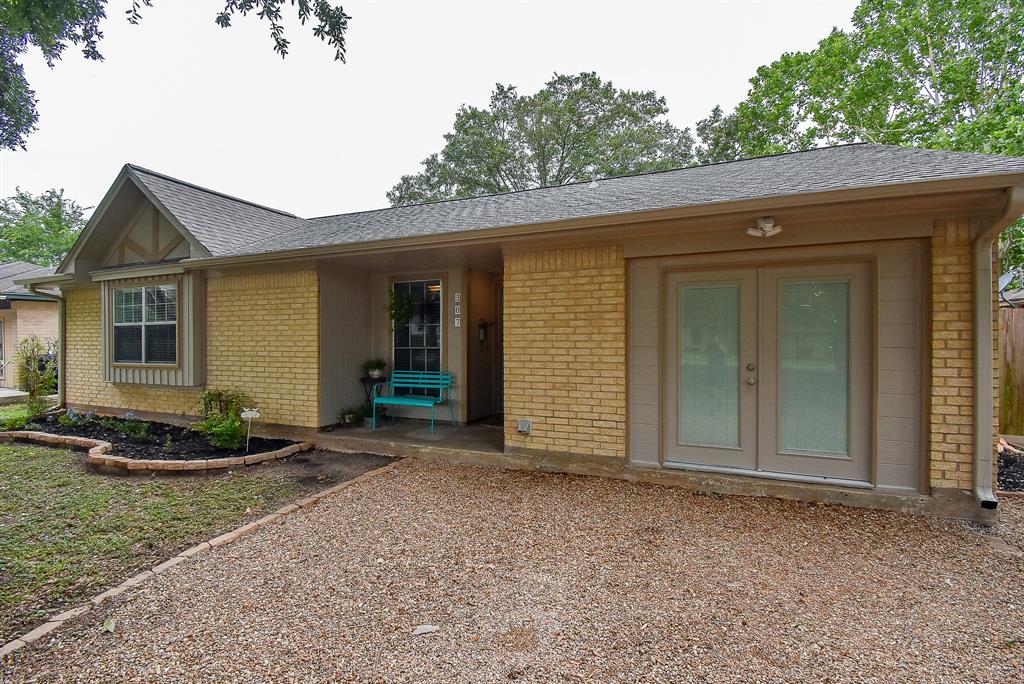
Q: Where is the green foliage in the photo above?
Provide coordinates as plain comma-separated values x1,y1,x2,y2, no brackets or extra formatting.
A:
193,389,252,450
385,290,415,330
13,336,56,418
363,358,387,375
696,0,1024,162
193,415,246,450
0,0,351,150
0,188,87,266
387,72,696,206
58,408,95,429
98,414,151,441
694,0,1024,276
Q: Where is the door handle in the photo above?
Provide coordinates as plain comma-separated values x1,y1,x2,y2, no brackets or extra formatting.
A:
746,376,757,385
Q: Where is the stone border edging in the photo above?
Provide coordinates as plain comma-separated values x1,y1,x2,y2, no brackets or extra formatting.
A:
0,457,405,660
0,430,314,472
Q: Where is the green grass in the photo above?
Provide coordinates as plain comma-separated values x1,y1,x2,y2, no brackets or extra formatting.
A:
0,402,31,426
0,442,301,641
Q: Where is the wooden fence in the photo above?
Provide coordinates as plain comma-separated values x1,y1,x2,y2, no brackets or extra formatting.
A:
1001,307,1024,435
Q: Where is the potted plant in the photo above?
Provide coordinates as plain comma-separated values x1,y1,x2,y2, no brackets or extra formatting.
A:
363,358,387,379
339,407,358,427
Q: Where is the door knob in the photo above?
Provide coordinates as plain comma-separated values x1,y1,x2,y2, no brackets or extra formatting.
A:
747,363,756,371
746,376,757,385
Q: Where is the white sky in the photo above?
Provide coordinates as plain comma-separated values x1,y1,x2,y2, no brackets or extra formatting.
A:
0,0,857,218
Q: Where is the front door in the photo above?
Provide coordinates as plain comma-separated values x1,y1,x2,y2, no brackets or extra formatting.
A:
663,262,872,483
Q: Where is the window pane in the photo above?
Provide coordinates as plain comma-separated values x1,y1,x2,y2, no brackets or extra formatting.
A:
146,285,177,323
145,324,177,364
779,280,849,455
114,288,143,324
393,279,443,396
678,283,740,448
114,326,143,363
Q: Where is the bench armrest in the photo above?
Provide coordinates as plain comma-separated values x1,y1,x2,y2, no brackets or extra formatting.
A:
371,381,390,399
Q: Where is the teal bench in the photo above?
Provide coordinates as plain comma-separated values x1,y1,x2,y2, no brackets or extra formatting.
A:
371,370,455,433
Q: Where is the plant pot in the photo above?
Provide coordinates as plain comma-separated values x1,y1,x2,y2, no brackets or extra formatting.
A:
368,369,384,379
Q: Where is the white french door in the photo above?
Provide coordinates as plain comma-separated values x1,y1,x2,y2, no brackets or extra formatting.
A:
663,262,872,483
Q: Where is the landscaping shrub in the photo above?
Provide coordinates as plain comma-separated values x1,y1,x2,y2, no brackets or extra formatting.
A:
98,412,151,440
58,408,95,428
193,389,252,450
14,336,56,418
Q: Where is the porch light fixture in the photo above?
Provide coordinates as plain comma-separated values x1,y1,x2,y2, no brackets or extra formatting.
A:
747,216,782,238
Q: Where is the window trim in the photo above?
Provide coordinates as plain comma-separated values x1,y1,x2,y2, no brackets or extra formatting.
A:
109,280,181,369
390,276,446,376
0,318,5,378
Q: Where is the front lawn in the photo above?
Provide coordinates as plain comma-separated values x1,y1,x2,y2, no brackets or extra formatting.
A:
0,442,303,642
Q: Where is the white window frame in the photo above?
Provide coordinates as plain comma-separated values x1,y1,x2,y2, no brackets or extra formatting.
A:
391,278,444,376
111,283,179,366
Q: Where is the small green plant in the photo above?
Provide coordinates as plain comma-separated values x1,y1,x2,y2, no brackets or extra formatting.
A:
163,436,174,454
385,290,415,330
58,408,95,428
98,412,151,440
363,358,387,376
4,414,28,430
14,336,56,418
193,388,252,450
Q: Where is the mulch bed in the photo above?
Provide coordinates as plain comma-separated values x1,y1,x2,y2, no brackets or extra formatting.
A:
999,450,1024,492
29,416,295,461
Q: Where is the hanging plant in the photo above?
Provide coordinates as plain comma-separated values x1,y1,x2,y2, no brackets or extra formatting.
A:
386,290,415,330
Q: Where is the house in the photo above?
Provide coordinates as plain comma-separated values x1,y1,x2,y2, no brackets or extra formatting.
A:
0,261,58,389
17,144,1024,521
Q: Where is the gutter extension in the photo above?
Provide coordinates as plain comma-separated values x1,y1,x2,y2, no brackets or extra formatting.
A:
23,283,66,409
973,185,1024,509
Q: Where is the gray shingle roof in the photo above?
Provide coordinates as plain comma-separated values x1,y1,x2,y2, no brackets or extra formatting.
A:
130,144,1024,259
128,166,308,257
0,261,56,296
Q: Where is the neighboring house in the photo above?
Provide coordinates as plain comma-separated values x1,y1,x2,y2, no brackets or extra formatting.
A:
18,144,1024,521
0,261,58,389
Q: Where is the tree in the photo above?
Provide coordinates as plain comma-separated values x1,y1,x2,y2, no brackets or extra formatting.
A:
695,0,1024,161
694,0,1024,277
0,0,351,150
387,72,695,206
0,188,88,265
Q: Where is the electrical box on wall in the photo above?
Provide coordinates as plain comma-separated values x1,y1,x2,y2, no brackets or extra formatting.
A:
516,419,532,435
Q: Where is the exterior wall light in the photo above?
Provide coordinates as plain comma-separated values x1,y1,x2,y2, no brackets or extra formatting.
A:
747,216,782,238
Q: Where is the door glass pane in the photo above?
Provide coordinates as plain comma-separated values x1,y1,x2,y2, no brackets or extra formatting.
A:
779,280,849,454
678,283,740,447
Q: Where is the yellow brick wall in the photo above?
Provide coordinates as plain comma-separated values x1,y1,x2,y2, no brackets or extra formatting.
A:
64,270,320,427
503,246,626,458
11,300,58,341
929,218,991,491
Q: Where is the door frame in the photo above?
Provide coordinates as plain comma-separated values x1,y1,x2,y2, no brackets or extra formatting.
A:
659,255,877,487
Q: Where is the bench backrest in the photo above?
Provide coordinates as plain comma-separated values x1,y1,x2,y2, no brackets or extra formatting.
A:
390,370,454,396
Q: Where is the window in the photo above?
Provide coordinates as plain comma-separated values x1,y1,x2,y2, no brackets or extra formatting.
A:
113,284,177,364
392,279,442,394
0,319,4,376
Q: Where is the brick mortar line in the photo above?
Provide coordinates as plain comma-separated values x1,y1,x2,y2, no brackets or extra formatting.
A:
0,457,406,660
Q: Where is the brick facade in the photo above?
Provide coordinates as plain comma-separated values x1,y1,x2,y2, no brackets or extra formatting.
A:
503,246,627,458
928,218,1000,492
64,270,320,427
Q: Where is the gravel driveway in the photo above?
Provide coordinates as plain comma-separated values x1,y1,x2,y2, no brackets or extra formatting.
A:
3,459,1023,683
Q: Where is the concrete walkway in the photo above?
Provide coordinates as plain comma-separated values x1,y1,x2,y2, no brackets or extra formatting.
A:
2,458,1022,683
0,388,28,406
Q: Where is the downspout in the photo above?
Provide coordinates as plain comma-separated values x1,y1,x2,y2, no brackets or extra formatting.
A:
973,185,1024,509
24,284,65,409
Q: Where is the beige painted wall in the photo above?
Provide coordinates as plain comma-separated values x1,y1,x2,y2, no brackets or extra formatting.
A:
319,265,373,425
